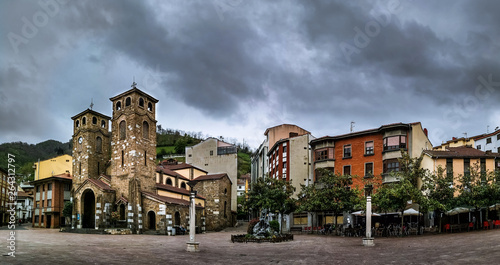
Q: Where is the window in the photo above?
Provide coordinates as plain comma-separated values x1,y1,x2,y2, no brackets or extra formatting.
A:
343,145,352,158
343,165,351,175
121,151,124,167
365,162,373,177
477,145,481,150
181,182,186,189
210,150,214,156
446,158,453,179
365,141,374,155
464,158,470,177
497,134,500,141
384,159,400,173
144,151,147,166
48,183,52,191
148,102,153,112
101,120,106,128
64,183,71,191
96,136,102,153
480,158,486,181
116,101,122,110
36,186,40,192
486,138,492,144
125,97,131,106
383,135,407,151
139,97,144,107
82,117,86,125
119,120,126,140
92,116,97,124
76,120,80,128
498,147,500,153
166,178,173,185
143,121,149,139
316,149,327,161
47,200,52,207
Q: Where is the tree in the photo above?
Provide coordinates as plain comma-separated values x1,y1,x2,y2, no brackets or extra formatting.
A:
422,165,456,232
456,162,500,229
297,169,362,228
62,201,73,227
372,151,429,231
245,177,296,233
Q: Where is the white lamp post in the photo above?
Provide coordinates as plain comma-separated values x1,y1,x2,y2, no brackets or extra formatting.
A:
363,186,374,246
186,181,200,252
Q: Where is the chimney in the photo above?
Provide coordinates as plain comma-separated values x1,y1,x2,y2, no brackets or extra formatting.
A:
423,128,428,137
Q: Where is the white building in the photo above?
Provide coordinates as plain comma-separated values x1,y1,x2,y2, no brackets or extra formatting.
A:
475,128,500,154
185,138,238,215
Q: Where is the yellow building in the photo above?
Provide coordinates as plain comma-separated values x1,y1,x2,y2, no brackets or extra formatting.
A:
422,146,500,196
33,154,73,181
433,137,475,150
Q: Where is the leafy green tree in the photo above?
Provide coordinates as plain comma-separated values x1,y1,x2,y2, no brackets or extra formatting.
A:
245,177,296,233
372,151,429,230
422,165,456,232
297,169,362,228
62,201,73,226
456,162,500,228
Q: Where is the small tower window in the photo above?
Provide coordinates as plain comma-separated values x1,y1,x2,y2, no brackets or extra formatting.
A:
82,117,86,125
125,97,131,106
144,150,147,166
92,116,97,125
116,101,122,110
143,121,149,139
96,136,102,153
139,97,144,107
121,150,124,167
166,178,173,186
119,120,126,140
181,182,186,189
148,102,153,112
101,120,106,128
76,120,80,128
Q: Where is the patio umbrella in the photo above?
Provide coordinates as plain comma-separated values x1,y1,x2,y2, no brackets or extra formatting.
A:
446,207,472,224
403,208,422,224
352,210,381,216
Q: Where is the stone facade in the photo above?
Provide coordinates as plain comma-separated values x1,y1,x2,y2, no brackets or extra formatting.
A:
70,86,205,234
194,174,232,231
71,109,111,188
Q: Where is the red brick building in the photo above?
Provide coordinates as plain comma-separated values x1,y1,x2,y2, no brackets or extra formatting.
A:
311,123,432,192
32,173,72,228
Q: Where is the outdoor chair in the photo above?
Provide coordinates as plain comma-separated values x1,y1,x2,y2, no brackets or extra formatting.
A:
483,221,489,230
444,224,450,233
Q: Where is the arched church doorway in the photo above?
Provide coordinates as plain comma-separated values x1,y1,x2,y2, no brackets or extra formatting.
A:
148,211,156,230
82,189,95,228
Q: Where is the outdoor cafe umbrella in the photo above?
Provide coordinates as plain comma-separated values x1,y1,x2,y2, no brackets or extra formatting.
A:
352,210,381,216
402,208,422,224
446,207,472,224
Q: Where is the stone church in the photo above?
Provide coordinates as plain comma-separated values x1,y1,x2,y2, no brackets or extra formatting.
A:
70,85,205,233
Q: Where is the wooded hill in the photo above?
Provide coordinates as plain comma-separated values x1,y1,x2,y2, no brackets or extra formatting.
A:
0,125,253,182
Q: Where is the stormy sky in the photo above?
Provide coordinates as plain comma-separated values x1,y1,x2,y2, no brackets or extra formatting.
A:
1,0,500,149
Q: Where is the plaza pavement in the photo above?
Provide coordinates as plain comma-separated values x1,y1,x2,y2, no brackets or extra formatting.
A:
1,223,499,264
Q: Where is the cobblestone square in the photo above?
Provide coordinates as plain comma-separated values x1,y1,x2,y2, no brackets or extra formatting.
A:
1,224,499,264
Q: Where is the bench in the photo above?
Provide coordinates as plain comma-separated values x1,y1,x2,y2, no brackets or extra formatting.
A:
290,227,302,234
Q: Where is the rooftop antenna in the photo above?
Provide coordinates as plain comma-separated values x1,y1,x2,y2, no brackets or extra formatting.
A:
487,125,490,134
350,121,355,132
463,132,467,139
90,98,94,110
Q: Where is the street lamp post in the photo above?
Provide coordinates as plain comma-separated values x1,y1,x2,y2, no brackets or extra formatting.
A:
186,181,200,252
363,185,374,246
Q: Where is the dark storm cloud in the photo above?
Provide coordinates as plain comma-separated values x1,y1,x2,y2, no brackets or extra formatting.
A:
1,0,500,145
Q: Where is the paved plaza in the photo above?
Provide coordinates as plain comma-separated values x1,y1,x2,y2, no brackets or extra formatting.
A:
1,224,499,264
